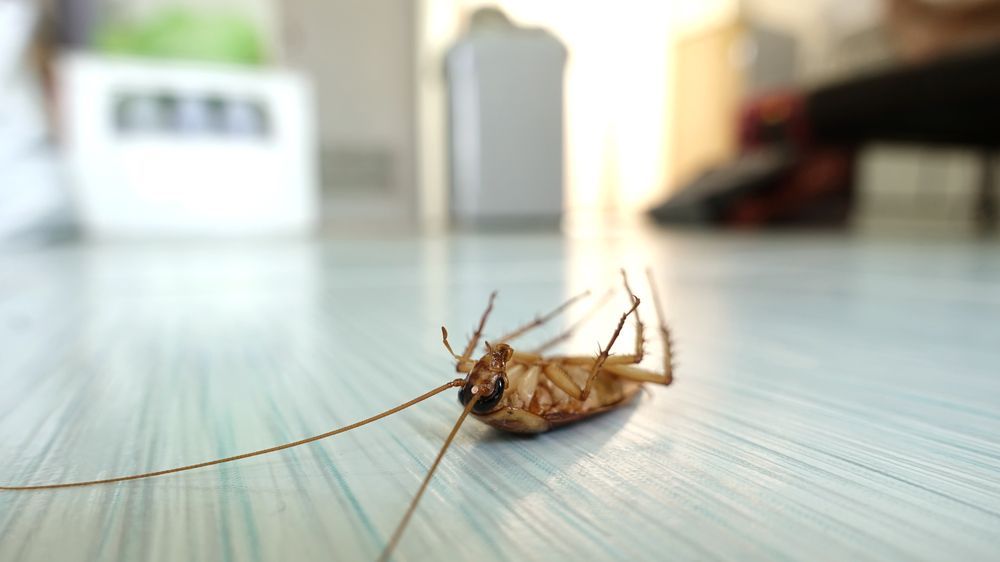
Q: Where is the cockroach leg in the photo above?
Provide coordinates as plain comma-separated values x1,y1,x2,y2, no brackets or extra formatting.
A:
542,362,583,401
645,268,675,386
572,270,674,389
496,289,591,345
620,269,646,362
580,296,640,401
510,350,542,364
550,354,636,366
601,363,671,384
456,291,498,372
530,287,615,354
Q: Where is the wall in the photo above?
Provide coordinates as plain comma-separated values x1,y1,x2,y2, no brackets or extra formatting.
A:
743,0,884,83
281,0,417,227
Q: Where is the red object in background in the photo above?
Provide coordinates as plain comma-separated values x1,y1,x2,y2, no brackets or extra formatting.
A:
739,90,812,149
725,148,854,227
724,91,855,227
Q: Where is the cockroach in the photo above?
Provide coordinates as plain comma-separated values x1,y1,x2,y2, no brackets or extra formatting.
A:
0,269,674,561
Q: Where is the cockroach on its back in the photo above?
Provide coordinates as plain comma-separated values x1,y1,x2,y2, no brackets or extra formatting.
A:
449,269,673,435
378,269,674,558
1,269,675,562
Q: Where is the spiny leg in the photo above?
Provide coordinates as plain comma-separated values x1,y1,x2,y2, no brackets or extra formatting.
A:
643,267,674,385
534,295,640,401
450,291,497,373
530,287,615,354
620,269,646,363
580,296,640,401
581,271,674,388
548,273,644,363
496,289,591,345
542,271,671,399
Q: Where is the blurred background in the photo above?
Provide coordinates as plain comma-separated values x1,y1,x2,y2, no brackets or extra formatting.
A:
2,0,1000,240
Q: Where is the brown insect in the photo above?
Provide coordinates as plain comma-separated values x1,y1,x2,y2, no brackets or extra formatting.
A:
1,269,674,562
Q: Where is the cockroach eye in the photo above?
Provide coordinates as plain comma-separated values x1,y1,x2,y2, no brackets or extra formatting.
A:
459,376,505,414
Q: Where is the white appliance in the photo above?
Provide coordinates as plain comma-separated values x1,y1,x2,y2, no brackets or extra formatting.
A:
446,19,566,226
59,54,318,237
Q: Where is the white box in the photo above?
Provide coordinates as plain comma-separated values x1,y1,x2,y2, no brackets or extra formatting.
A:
59,53,318,237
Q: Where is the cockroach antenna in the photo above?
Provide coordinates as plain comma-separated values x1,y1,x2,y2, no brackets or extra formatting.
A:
0,380,465,491
378,392,481,562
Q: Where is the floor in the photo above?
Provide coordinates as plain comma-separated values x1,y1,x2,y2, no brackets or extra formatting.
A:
0,228,998,561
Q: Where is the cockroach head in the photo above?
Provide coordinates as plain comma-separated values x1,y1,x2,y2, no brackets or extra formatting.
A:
458,342,512,414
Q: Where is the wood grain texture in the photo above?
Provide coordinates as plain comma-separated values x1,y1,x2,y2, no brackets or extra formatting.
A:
1,231,998,561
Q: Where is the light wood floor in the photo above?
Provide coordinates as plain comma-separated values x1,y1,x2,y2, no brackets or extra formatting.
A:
1,229,997,561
